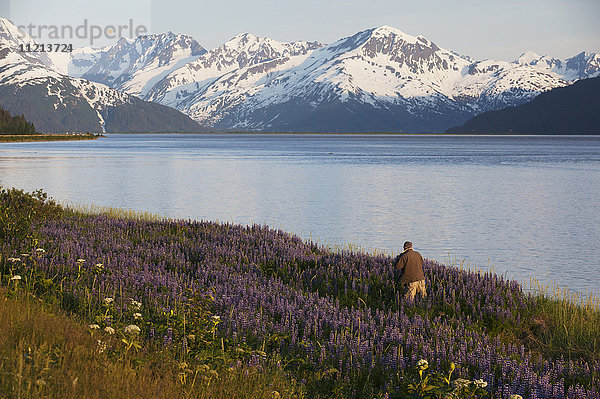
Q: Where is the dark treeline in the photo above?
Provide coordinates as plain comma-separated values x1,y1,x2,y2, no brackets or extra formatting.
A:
0,106,36,135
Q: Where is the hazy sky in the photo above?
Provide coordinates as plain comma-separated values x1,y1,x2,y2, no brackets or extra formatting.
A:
4,0,600,61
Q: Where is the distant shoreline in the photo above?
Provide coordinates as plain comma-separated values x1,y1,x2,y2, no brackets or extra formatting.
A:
3,132,599,141
99,132,600,138
0,134,101,143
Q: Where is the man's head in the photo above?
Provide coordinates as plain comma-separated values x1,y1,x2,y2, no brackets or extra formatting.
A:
403,241,413,251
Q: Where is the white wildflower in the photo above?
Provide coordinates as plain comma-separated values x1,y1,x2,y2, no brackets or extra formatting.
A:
88,324,100,330
212,315,221,322
95,263,103,268
103,297,113,305
104,326,115,335
20,253,29,257
35,248,46,253
133,313,142,320
7,257,21,262
452,378,471,389
474,379,488,388
76,258,85,263
416,359,428,369
10,275,22,281
124,324,141,335
129,299,142,309
97,340,107,354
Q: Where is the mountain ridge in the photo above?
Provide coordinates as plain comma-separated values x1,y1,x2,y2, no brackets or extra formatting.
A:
0,18,204,133
445,76,600,134
2,17,599,133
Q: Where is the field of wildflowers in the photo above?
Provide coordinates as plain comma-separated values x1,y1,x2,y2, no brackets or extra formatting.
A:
1,186,599,398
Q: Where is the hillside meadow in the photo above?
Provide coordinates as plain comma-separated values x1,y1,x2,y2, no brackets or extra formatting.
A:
0,186,599,398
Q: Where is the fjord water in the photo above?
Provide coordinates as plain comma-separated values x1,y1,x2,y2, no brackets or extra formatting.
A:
1,134,599,295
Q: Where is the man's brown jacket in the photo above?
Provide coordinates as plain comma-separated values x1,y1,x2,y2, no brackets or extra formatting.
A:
395,249,425,285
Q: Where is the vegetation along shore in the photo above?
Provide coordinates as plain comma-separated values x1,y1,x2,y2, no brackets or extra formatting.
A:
0,105,100,142
1,187,599,398
0,133,101,142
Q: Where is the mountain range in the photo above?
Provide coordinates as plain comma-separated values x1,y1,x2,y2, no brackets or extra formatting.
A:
447,76,600,134
1,17,599,133
0,18,202,133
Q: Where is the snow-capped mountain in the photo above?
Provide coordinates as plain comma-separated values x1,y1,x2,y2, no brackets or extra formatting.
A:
144,33,323,110
0,18,202,132
78,33,206,97
0,18,55,69
515,50,600,81
3,15,598,133
141,26,570,132
447,76,600,134
177,26,478,130
49,46,109,78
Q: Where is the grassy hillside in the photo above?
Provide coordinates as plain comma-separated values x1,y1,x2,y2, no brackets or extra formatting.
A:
0,290,300,398
1,186,599,398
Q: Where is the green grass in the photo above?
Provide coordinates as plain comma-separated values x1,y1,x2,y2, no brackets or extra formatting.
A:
0,289,302,399
64,203,163,222
0,134,100,143
524,279,600,362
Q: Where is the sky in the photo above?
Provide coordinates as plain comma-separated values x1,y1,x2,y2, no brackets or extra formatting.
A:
3,0,599,61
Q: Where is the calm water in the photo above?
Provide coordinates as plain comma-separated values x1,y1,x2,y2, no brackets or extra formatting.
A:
1,134,599,295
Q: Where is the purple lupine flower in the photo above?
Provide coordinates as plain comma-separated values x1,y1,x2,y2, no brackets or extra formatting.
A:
15,211,597,398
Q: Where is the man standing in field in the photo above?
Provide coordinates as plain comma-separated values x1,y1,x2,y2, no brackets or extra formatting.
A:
395,241,426,300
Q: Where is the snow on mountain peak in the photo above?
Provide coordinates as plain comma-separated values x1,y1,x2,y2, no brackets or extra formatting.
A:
216,32,322,58
224,33,260,48
514,49,600,80
373,25,406,34
516,51,542,64
120,36,135,44
2,18,597,133
0,17,19,32
0,18,59,71
0,17,14,31
565,51,600,79
74,31,207,97
370,25,423,45
0,17,35,46
144,33,323,108
322,25,445,66
133,32,205,57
